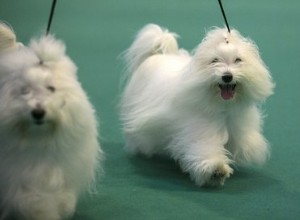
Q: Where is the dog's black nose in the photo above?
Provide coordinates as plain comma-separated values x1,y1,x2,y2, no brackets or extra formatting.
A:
31,108,46,120
222,73,233,83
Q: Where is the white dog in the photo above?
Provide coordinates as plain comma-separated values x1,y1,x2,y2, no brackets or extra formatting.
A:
0,23,101,220
121,24,274,187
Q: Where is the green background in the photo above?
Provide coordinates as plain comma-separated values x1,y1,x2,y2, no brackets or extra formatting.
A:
1,0,299,219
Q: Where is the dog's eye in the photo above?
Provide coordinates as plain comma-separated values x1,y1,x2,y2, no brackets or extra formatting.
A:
47,86,56,93
235,58,242,63
211,58,219,64
20,87,30,95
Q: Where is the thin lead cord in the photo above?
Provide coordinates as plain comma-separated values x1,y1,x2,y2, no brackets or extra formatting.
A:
218,0,230,33
46,0,58,35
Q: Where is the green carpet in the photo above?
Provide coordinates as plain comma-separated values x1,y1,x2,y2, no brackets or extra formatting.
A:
1,0,299,219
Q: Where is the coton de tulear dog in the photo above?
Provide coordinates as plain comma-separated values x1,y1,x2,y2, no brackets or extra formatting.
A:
121,24,274,187
0,23,101,220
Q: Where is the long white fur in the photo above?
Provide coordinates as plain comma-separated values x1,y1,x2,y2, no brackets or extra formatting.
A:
121,24,274,187
0,22,23,52
0,23,101,220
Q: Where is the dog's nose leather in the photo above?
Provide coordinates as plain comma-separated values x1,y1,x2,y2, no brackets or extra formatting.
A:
31,108,46,120
222,74,233,83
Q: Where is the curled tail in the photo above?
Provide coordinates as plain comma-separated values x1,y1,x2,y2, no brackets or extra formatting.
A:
0,22,22,52
124,24,179,73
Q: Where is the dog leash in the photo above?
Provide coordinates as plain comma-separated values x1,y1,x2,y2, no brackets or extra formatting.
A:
46,0,58,35
218,0,231,33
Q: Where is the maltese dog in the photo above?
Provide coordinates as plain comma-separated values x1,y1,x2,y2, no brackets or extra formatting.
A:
121,24,274,187
0,23,101,220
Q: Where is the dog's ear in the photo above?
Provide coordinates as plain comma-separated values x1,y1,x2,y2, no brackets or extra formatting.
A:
0,22,20,52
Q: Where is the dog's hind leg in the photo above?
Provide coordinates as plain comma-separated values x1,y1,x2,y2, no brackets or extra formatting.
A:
124,132,162,157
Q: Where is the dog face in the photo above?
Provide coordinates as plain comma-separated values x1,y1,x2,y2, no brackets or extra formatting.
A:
208,41,241,100
13,65,64,128
0,55,66,134
0,28,78,135
193,28,274,102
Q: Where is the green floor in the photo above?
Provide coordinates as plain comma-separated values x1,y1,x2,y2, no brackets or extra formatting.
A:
1,0,299,219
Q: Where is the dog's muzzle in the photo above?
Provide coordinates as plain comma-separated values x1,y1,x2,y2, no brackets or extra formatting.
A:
31,107,46,125
218,72,236,100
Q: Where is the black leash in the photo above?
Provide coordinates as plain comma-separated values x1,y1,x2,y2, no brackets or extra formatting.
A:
46,0,58,35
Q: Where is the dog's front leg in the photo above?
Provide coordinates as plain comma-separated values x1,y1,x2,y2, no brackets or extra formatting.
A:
174,139,233,187
229,130,269,166
227,108,270,166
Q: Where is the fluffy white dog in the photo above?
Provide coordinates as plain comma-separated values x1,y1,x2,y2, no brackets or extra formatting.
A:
0,23,101,220
121,24,274,187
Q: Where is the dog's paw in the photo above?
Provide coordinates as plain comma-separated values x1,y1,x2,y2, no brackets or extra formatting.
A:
185,159,233,187
207,164,233,186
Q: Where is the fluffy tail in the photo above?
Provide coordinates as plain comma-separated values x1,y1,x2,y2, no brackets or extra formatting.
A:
0,22,22,52
124,24,179,73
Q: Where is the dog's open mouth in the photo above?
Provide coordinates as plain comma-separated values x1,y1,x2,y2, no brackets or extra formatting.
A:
34,120,45,125
218,84,236,100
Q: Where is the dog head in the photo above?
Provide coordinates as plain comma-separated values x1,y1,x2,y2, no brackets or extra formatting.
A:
0,23,81,135
192,27,274,103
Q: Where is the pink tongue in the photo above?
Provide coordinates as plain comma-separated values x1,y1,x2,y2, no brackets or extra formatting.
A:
221,87,234,100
